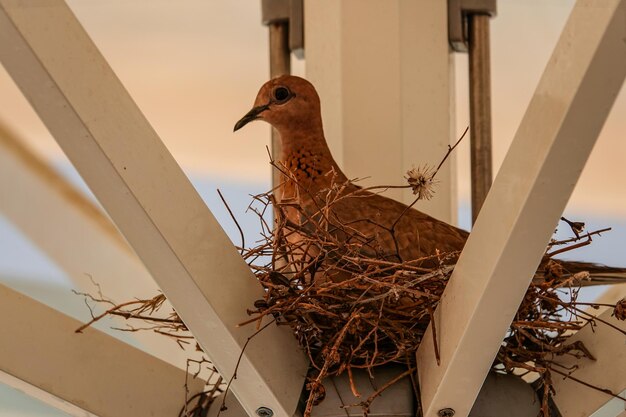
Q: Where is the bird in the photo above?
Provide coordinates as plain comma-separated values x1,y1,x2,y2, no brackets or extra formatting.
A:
234,75,626,284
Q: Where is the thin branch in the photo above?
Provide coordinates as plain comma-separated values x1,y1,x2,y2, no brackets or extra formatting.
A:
216,319,276,416
217,188,246,253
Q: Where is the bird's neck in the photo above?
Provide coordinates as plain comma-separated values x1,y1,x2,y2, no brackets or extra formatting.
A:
277,129,349,193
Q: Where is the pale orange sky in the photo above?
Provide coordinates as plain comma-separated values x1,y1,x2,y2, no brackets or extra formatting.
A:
0,0,624,216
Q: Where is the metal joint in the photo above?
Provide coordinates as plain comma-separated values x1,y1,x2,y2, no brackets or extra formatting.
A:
438,408,455,417
448,0,497,52
256,406,274,417
261,0,304,58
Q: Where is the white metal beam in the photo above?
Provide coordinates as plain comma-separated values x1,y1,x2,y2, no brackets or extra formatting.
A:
589,391,626,417
0,2,308,417
0,283,206,417
552,308,626,417
206,392,247,417
305,0,457,223
416,1,626,416
0,122,196,370
590,283,626,311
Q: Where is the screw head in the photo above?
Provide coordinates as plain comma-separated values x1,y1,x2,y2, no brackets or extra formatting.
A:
438,408,455,417
256,406,274,417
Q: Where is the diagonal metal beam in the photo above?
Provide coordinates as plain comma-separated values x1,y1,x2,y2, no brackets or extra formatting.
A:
0,1,308,417
552,307,626,417
0,122,195,370
416,1,626,416
590,283,626,312
0,283,206,417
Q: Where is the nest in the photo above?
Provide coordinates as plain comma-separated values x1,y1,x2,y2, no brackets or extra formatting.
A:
238,182,626,416
74,161,626,417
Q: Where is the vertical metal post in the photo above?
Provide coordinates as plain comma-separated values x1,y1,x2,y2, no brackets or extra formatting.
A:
307,1,458,222
468,13,493,223
269,21,291,192
268,21,291,84
448,1,496,223
262,0,303,192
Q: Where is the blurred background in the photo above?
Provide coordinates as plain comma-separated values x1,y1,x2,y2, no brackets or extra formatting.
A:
1,0,624,415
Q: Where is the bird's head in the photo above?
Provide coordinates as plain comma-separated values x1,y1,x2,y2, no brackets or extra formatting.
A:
234,75,322,135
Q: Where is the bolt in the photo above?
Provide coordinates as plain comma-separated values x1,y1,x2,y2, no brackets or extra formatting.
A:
438,408,455,417
256,406,274,417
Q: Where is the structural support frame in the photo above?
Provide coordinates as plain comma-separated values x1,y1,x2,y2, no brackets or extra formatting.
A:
551,307,626,416
0,122,194,370
305,0,458,223
0,1,309,416
0,283,207,417
468,12,493,223
448,0,497,223
416,1,626,416
267,20,290,192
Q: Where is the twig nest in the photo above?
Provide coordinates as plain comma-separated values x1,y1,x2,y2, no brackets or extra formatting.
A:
240,190,620,417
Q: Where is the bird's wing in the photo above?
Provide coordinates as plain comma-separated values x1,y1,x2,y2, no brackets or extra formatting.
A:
322,188,469,263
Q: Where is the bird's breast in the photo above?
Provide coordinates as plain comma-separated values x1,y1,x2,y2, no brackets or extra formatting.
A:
282,149,324,182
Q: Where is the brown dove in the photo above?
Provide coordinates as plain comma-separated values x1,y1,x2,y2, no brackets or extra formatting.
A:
235,75,626,283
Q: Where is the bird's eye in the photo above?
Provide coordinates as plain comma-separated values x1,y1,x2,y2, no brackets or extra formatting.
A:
273,86,291,103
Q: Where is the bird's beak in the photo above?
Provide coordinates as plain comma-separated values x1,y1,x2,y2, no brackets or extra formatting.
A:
233,103,270,132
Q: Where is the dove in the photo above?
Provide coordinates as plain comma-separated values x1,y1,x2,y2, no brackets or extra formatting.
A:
235,75,626,283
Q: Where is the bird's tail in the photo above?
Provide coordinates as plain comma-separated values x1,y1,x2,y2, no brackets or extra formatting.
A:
546,260,626,286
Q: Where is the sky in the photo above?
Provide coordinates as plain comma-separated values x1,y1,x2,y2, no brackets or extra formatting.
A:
1,0,624,215
0,0,625,415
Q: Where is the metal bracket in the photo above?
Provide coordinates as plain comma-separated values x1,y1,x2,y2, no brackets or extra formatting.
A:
261,0,304,58
448,0,497,52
